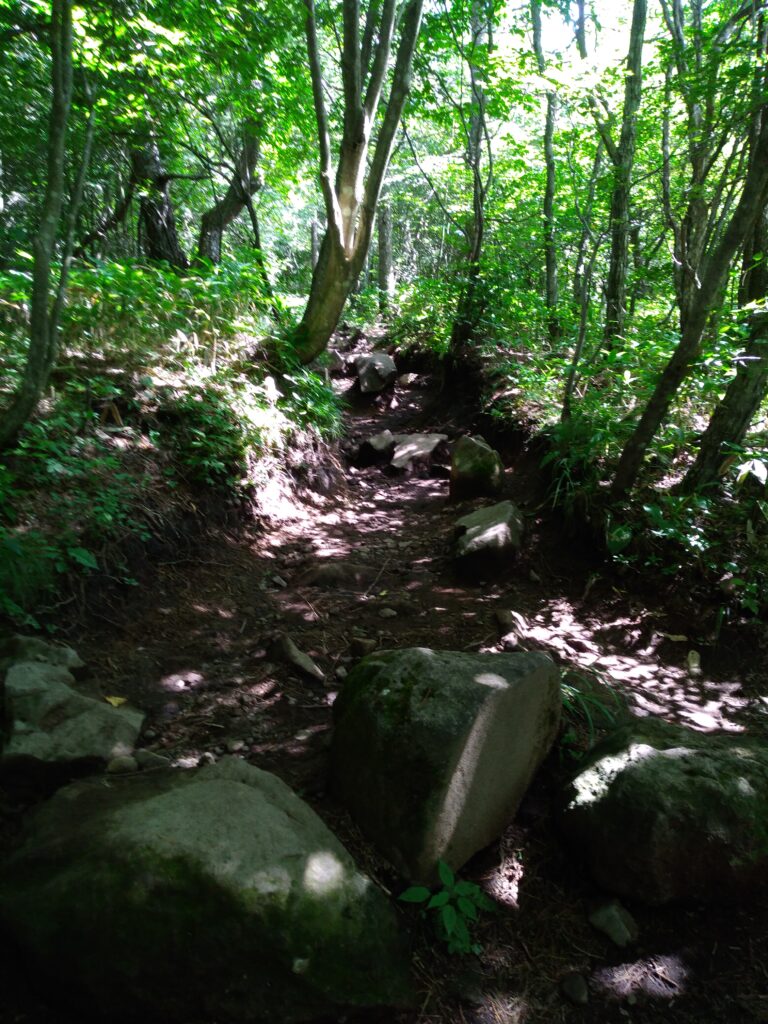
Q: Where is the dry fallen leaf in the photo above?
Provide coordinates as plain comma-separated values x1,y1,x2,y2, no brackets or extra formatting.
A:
104,696,128,707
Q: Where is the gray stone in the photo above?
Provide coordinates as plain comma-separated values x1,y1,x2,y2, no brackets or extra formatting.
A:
0,758,412,1022
355,352,397,394
106,755,138,775
330,647,560,882
562,718,768,905
358,430,396,464
560,972,590,1005
2,662,144,769
134,749,172,770
390,433,448,471
0,635,84,673
450,436,504,500
275,635,325,683
589,902,639,947
378,608,398,619
335,666,348,681
350,638,378,658
454,501,524,567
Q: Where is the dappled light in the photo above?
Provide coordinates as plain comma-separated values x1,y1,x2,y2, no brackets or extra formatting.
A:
592,953,689,1001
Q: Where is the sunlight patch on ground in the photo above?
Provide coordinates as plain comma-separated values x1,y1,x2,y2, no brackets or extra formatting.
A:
592,953,688,1001
528,597,749,732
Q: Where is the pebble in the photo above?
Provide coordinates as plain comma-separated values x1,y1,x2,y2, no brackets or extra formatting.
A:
134,749,171,770
226,738,245,753
272,575,288,588
106,755,138,775
336,665,348,680
379,608,398,619
560,972,589,1006
350,637,377,658
589,901,639,947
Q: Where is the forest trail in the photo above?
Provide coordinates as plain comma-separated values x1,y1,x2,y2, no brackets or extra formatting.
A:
13,359,768,1024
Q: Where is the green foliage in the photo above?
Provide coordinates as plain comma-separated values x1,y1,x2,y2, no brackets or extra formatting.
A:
560,672,625,762
399,860,495,955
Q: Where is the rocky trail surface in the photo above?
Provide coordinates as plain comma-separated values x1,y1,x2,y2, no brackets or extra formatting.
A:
3,360,768,1024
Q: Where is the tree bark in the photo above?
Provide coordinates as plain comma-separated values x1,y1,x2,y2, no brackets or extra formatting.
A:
680,202,768,492
294,0,424,364
0,0,77,450
196,121,262,265
602,0,647,349
131,137,187,268
377,196,394,309
611,111,768,498
531,0,559,344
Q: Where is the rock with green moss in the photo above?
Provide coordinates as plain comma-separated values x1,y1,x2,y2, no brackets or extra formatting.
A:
330,647,560,882
449,435,504,500
0,758,412,1023
2,661,144,771
562,719,768,904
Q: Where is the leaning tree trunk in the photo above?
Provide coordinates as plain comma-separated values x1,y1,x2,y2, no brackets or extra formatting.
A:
131,138,187,269
680,202,768,492
196,121,262,265
611,111,768,498
602,0,647,349
294,0,424,364
0,0,80,451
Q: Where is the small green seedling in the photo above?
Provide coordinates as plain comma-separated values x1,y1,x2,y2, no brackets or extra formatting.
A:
398,860,495,954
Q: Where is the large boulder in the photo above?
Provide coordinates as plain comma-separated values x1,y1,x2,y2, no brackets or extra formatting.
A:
0,758,412,1023
2,660,144,772
330,648,560,882
454,500,524,572
450,435,504,500
561,719,768,905
355,352,397,394
0,634,84,673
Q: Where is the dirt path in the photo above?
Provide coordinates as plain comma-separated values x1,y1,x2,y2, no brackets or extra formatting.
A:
6,367,768,1024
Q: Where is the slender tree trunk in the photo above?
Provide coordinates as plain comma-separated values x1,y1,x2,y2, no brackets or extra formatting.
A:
0,0,79,450
531,0,559,344
680,203,768,492
295,0,424,364
377,197,395,309
74,176,135,258
310,217,320,270
450,0,492,363
602,0,647,348
196,121,262,265
131,137,187,268
611,112,768,497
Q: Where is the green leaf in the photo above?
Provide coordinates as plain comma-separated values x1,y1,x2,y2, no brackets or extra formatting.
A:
457,896,477,920
67,546,98,570
437,860,455,889
440,903,457,936
398,886,431,903
428,890,451,909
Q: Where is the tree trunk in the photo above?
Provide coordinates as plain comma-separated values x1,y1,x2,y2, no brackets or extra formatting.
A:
294,0,424,364
531,0,559,344
450,0,492,364
196,121,262,265
131,138,187,269
377,197,395,310
0,0,77,451
310,217,320,270
602,0,647,349
680,203,768,492
611,112,768,497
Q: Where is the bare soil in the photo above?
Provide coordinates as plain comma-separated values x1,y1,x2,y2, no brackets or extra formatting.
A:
2,365,768,1024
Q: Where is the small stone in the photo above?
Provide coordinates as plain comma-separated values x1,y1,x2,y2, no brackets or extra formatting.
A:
379,608,398,619
336,666,348,680
589,901,639,948
143,729,158,741
274,634,325,682
560,972,589,1006
106,755,138,775
174,755,201,769
350,638,377,658
134,749,171,770
272,575,288,589
226,738,245,753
